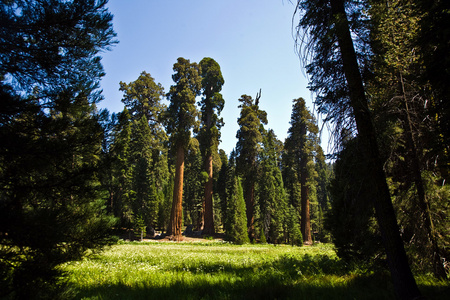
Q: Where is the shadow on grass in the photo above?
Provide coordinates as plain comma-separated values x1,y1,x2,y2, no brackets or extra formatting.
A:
72,254,450,300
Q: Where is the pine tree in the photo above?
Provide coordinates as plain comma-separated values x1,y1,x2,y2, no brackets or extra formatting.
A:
0,1,117,297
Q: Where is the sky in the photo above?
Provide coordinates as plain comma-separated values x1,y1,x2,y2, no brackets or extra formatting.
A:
98,0,329,155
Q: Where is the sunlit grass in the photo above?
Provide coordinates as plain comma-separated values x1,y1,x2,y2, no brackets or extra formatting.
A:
62,241,449,300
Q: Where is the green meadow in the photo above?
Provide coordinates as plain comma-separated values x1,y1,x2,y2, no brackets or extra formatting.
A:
62,241,449,300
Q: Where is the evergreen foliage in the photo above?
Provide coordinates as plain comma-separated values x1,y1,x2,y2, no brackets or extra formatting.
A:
119,71,165,123
284,98,319,244
165,57,202,237
295,0,427,297
103,70,169,234
286,205,303,246
227,176,250,245
258,129,288,244
183,138,208,230
235,93,267,240
326,138,383,263
2,0,449,297
198,57,225,235
0,1,117,298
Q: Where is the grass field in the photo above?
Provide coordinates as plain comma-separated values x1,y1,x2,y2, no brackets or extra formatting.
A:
62,241,449,300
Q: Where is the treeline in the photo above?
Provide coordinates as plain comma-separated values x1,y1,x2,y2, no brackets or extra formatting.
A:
99,59,331,247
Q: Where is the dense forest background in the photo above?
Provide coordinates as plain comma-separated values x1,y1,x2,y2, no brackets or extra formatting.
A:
0,0,449,299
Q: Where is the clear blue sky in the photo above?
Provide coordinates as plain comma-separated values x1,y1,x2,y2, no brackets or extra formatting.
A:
99,0,329,155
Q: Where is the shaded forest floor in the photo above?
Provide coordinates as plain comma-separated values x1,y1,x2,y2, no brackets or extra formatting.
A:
63,241,449,300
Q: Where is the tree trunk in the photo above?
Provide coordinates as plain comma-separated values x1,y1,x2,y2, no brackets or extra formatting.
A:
300,157,312,244
167,144,185,240
202,153,215,235
330,0,422,299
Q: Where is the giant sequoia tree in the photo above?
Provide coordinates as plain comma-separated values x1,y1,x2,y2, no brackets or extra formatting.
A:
198,57,225,235
165,57,201,238
296,0,422,298
0,0,117,298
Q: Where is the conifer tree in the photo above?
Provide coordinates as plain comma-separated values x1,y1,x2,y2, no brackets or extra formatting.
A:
106,109,133,224
112,71,168,233
284,98,319,244
216,149,229,230
119,71,165,123
165,57,201,238
231,177,250,245
198,57,225,235
296,0,422,297
183,138,208,231
286,205,303,246
258,129,287,243
236,92,267,240
224,154,249,244
129,115,155,229
0,1,117,297
368,0,448,278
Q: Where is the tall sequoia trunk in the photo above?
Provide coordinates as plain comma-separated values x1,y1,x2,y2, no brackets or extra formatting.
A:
300,157,312,244
167,144,185,240
330,0,422,299
202,153,215,235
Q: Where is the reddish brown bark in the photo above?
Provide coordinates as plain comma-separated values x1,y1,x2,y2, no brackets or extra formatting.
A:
202,153,215,235
167,145,185,240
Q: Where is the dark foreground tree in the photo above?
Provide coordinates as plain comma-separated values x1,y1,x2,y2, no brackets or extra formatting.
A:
326,138,383,263
369,0,448,278
198,57,225,235
165,57,201,239
0,1,117,298
296,0,422,298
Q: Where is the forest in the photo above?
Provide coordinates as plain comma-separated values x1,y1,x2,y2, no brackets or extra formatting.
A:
0,0,449,299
